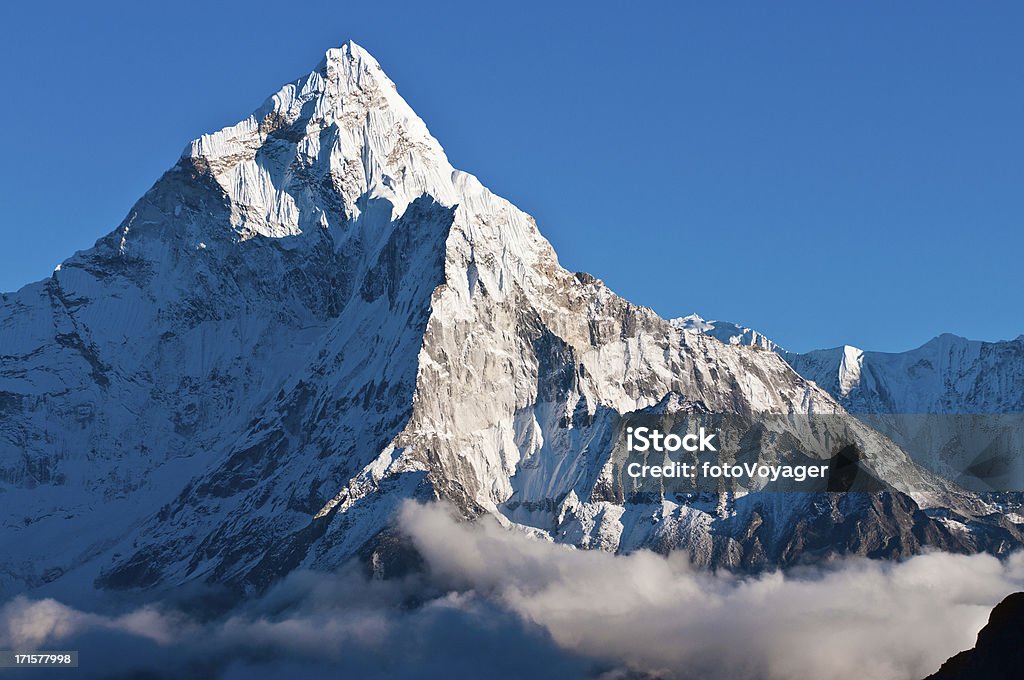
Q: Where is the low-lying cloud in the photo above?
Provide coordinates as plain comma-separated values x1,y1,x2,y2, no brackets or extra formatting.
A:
401,503,1024,679
2,501,1022,679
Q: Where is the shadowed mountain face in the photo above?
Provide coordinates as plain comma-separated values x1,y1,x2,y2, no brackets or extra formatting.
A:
0,42,1019,603
925,592,1024,680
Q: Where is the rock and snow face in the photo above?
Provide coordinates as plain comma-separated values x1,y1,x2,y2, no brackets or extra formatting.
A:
671,314,780,352
680,321,1024,493
0,42,1016,602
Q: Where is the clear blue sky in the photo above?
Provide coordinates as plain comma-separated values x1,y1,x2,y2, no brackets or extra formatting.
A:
1,1,1021,352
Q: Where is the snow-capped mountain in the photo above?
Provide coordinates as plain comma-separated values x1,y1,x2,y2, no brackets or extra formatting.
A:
786,335,1024,493
787,334,1024,415
671,314,780,352
672,315,1024,415
1,43,1018,603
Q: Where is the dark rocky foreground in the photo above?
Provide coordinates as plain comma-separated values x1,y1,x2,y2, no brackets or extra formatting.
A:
924,591,1024,680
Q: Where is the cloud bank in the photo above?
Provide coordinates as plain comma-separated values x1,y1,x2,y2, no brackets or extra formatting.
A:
401,503,1024,679
2,501,1022,679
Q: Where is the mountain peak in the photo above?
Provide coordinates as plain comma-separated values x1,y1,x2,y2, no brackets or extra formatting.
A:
167,42,560,302
180,39,452,236
322,39,383,76
0,39,997,603
332,38,373,59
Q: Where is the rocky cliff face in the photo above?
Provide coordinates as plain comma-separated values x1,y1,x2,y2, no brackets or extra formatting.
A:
0,43,1015,602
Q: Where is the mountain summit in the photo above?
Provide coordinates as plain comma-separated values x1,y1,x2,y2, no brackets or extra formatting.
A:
0,43,1016,602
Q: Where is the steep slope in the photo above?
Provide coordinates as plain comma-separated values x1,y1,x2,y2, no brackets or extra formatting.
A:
0,43,1010,602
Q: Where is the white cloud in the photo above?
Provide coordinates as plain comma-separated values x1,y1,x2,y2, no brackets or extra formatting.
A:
400,501,1024,680
2,500,1021,680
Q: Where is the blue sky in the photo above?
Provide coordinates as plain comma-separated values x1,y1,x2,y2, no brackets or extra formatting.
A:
0,1,1021,352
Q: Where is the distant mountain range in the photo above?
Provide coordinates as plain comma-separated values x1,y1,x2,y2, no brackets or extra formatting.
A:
674,315,1024,492
672,314,1024,414
1,42,1021,606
